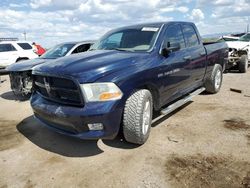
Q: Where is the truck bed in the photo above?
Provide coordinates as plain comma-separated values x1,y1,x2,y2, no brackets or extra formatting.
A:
204,41,228,72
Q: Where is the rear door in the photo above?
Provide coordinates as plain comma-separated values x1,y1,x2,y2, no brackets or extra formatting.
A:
181,24,207,85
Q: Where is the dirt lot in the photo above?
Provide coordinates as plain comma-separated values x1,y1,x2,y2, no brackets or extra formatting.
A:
0,70,250,188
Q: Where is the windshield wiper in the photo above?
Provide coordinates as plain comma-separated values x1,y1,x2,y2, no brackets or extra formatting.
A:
88,48,134,52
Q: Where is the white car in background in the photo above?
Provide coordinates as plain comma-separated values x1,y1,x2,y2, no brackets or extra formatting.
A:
0,41,38,68
226,33,250,73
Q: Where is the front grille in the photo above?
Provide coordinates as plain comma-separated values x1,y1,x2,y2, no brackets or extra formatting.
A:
33,74,83,106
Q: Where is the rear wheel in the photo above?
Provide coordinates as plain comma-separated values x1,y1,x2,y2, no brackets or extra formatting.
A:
239,55,248,73
205,64,223,94
123,89,153,144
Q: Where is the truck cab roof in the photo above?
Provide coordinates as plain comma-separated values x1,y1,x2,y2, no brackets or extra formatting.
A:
112,21,195,31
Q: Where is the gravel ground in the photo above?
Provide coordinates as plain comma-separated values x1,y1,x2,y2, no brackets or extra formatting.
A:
0,70,250,188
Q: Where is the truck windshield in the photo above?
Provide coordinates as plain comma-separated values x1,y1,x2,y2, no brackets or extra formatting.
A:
238,34,250,42
40,43,75,59
90,27,160,52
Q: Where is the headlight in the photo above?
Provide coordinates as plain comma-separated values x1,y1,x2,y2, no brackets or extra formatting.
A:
81,83,123,102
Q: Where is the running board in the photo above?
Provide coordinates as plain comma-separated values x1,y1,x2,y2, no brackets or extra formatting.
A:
152,87,205,124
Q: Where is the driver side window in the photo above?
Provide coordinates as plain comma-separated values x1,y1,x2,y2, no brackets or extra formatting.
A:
164,24,185,50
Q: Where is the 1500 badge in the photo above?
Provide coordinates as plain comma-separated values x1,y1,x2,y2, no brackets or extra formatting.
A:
158,68,180,78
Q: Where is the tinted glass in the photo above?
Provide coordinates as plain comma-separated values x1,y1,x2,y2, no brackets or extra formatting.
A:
0,44,17,52
72,44,91,54
90,26,160,52
17,43,32,50
40,43,75,59
182,24,200,47
164,24,185,49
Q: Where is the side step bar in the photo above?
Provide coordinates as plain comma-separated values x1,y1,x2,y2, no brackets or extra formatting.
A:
152,87,205,124
161,87,205,115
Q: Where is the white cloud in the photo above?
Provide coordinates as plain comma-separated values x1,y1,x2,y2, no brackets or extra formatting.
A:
188,0,250,36
178,6,189,13
9,3,29,8
213,0,233,6
1,0,250,47
30,0,85,10
160,6,189,13
30,0,52,9
189,9,204,21
195,0,250,18
196,0,234,7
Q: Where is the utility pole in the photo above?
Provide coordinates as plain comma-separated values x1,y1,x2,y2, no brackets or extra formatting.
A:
247,24,249,33
23,31,26,40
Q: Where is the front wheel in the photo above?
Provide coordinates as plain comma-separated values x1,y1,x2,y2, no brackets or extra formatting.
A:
123,89,153,145
205,64,223,94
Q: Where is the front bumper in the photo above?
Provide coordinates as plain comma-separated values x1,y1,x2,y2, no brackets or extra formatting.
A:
30,92,124,140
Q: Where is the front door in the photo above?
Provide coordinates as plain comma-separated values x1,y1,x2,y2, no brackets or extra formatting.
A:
158,23,192,106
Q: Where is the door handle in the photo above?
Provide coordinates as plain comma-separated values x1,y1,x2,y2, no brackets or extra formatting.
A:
183,56,191,61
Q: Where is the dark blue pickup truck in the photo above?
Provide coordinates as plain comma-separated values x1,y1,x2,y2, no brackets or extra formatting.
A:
31,22,228,144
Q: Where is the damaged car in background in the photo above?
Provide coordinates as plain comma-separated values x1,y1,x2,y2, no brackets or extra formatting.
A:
226,33,250,73
6,41,94,96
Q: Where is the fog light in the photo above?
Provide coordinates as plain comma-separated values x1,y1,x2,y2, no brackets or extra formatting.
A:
87,123,103,130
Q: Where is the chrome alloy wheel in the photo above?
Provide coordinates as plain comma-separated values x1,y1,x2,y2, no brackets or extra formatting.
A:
214,69,222,90
142,100,151,135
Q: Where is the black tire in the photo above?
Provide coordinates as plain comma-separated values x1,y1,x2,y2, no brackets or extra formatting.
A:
123,89,153,145
205,64,223,94
239,55,248,73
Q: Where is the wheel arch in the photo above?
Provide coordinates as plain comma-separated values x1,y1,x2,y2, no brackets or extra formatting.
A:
121,82,160,111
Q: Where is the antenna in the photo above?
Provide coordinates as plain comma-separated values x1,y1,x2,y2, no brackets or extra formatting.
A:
23,31,27,40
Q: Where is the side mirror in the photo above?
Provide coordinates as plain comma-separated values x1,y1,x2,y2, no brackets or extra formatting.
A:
161,42,181,57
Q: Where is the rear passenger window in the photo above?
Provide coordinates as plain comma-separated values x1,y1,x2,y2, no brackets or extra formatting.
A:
17,43,32,50
182,24,200,47
164,24,185,49
0,44,17,52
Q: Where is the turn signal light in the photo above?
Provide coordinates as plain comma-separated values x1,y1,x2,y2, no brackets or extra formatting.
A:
99,92,122,101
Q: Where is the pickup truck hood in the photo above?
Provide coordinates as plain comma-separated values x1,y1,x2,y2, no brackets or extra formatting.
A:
226,41,250,50
6,58,53,72
34,50,150,83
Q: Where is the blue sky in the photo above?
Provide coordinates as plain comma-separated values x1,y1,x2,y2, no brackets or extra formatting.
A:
0,0,250,47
